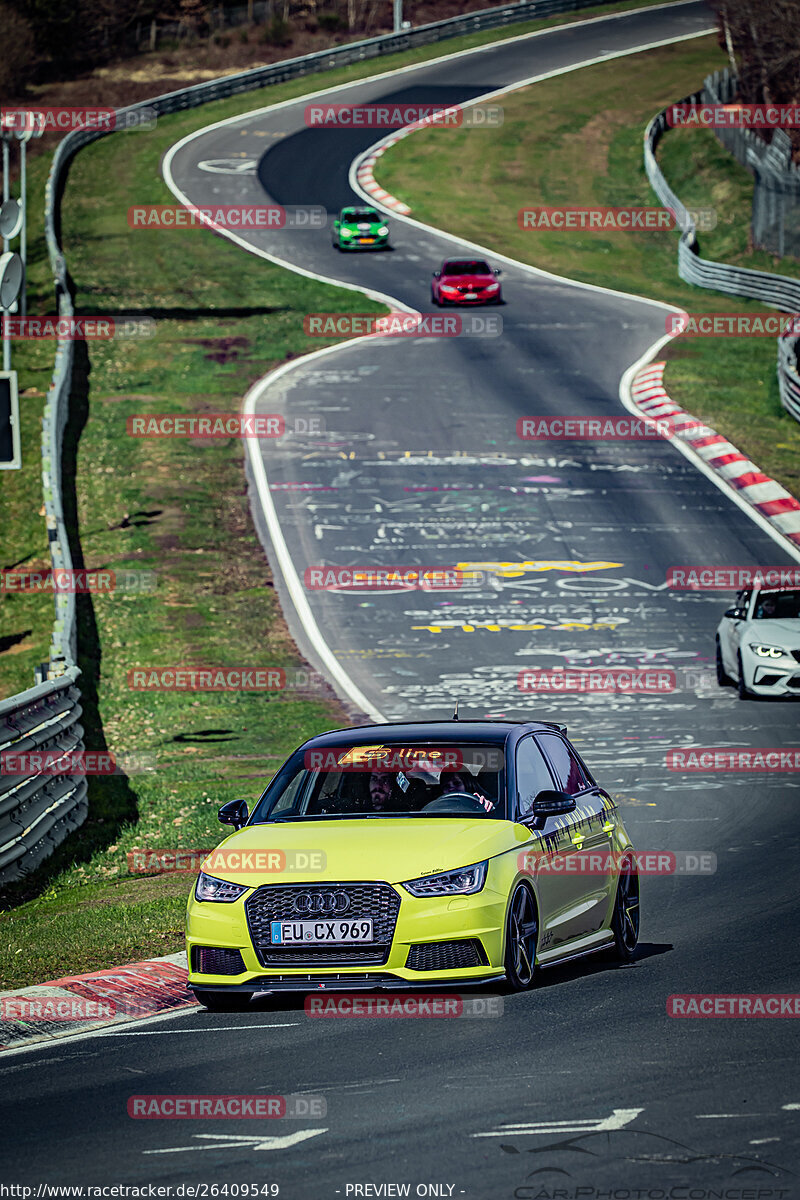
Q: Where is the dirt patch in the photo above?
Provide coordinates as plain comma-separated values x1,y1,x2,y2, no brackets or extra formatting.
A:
186,336,251,364
562,110,631,187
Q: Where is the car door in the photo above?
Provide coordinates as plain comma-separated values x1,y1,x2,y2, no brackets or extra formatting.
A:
723,589,751,673
535,732,615,943
513,735,588,954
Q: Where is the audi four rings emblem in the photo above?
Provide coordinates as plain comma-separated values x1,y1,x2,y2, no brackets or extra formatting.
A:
292,891,351,914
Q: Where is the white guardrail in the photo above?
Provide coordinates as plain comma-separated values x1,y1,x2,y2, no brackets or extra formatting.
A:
645,73,800,424
1,0,615,888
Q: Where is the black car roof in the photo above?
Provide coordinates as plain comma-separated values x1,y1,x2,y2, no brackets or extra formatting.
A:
299,720,567,750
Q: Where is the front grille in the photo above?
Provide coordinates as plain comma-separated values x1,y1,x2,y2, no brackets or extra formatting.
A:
791,650,800,664
788,676,800,689
406,939,488,972
246,883,401,967
192,946,245,975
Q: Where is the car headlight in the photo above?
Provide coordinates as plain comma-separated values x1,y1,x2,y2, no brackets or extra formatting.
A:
195,872,248,902
378,226,389,236
441,284,459,293
340,229,353,238
486,282,499,291
749,643,786,659
401,860,487,897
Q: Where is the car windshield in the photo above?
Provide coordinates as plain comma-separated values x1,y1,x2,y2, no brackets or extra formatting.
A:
443,261,491,275
752,590,800,619
250,743,507,821
343,209,379,222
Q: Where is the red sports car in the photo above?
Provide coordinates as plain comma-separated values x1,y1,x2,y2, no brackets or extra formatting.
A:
431,258,503,305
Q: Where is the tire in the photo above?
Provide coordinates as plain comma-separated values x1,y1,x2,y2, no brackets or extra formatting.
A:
431,291,439,306
737,652,752,700
716,638,732,686
503,884,539,991
609,855,640,962
193,989,252,1012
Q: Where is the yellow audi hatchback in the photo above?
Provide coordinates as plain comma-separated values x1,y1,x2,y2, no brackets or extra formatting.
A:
186,720,639,1009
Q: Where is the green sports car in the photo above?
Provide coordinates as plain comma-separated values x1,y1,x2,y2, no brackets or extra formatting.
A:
332,206,391,250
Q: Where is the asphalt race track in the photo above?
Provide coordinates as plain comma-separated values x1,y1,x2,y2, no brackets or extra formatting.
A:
3,2,800,1195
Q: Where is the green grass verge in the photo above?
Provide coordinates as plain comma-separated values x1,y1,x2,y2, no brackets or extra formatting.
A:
1,875,190,989
0,0,740,990
376,36,800,502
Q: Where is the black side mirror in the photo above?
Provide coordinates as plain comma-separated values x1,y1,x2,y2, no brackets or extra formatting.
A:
493,268,502,275
432,270,441,277
218,799,249,830
532,789,576,818
724,607,744,620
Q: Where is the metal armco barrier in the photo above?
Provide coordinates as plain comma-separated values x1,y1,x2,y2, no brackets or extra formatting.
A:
0,669,87,886
645,73,800,425
1,0,613,887
704,68,800,261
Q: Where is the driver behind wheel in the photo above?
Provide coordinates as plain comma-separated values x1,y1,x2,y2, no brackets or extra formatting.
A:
438,771,494,811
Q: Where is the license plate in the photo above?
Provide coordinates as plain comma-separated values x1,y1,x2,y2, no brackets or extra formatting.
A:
359,237,375,243
463,292,477,299
270,918,374,944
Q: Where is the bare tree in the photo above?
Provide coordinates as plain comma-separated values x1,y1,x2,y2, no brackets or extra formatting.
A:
0,1,36,93
711,0,800,106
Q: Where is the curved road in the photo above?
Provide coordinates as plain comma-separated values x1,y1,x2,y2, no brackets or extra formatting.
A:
3,3,800,1195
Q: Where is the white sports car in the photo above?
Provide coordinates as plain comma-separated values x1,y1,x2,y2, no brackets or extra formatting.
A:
716,587,800,699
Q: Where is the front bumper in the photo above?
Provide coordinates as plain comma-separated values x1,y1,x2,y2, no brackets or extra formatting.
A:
742,650,800,695
188,973,505,995
338,235,389,249
438,292,501,305
186,878,508,991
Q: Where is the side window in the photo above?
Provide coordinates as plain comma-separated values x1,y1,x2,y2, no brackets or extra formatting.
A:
537,733,590,795
515,737,554,819
268,768,307,817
